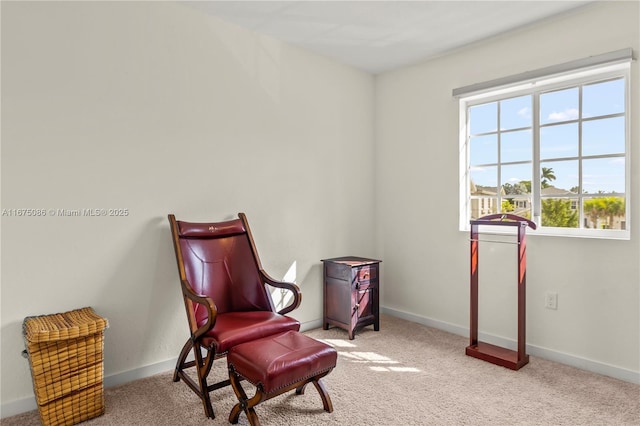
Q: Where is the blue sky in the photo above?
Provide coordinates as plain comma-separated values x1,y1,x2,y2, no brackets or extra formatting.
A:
469,78,625,194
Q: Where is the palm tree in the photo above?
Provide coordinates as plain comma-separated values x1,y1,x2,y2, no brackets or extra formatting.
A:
603,197,625,229
541,167,556,188
584,198,605,229
584,197,625,229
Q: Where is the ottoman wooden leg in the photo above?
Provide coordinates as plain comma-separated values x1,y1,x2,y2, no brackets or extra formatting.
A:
230,368,335,425
295,372,333,413
229,365,264,426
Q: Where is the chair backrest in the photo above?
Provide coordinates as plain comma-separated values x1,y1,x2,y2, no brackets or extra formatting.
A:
169,214,274,325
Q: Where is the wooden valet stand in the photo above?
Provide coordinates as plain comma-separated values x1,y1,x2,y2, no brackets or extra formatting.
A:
466,213,536,370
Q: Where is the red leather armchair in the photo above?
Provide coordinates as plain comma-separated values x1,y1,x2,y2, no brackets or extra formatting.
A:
168,213,302,419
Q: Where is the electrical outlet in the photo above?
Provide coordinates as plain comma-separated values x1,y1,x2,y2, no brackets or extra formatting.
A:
545,291,558,310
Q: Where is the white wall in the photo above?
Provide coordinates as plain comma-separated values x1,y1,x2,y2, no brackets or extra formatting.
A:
0,1,374,413
2,0,639,418
376,1,639,380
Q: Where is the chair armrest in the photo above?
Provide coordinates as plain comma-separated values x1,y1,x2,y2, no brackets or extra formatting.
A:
181,279,218,340
260,271,302,315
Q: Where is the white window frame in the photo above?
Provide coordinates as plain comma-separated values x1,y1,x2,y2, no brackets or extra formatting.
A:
457,52,632,240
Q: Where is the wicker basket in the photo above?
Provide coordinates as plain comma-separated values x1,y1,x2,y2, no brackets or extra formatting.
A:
23,307,108,426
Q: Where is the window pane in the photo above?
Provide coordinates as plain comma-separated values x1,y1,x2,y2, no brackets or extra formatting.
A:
500,95,531,130
470,165,497,193
462,64,628,237
541,161,578,194
541,198,579,228
469,102,497,135
501,130,531,163
540,123,578,160
470,135,497,165
582,116,625,156
501,163,531,195
502,195,531,218
540,87,579,125
470,197,498,220
582,157,625,194
583,79,624,118
583,196,626,229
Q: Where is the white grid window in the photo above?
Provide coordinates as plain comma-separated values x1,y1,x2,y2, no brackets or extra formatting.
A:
458,56,631,239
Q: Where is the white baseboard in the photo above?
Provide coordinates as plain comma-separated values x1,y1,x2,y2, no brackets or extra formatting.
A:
1,357,180,419
1,396,37,419
103,357,178,389
4,312,636,419
381,306,640,385
300,318,323,332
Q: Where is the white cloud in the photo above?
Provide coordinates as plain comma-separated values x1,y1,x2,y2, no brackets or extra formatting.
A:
470,166,487,173
517,107,531,120
548,108,579,121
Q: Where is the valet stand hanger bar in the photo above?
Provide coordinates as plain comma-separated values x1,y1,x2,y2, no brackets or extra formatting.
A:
466,213,536,371
469,239,520,245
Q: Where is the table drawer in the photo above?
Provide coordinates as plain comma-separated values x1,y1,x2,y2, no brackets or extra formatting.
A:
325,263,350,281
353,279,377,291
353,265,377,281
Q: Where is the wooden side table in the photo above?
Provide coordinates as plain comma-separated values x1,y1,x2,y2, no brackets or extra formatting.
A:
321,256,381,339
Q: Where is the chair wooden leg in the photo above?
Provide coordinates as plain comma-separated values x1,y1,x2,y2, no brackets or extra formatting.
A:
193,345,215,419
173,338,192,382
175,338,230,419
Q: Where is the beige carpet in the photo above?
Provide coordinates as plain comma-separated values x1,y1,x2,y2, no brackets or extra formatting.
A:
3,315,639,425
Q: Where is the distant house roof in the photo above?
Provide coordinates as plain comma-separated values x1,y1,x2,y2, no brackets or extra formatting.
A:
472,184,505,196
472,184,575,197
541,186,575,196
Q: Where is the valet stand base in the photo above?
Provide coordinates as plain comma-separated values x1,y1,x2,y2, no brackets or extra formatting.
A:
466,342,529,371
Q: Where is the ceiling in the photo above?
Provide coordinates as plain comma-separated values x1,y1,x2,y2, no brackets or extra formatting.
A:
183,1,594,74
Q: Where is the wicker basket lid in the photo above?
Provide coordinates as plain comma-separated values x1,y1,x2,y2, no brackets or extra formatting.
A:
23,307,108,343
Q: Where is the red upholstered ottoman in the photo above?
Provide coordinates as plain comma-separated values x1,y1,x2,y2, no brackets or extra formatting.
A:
227,330,337,425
